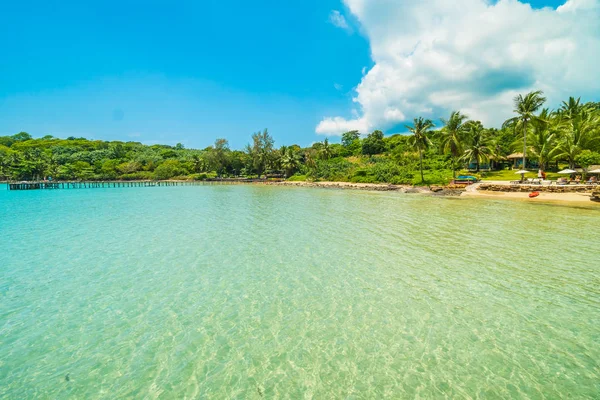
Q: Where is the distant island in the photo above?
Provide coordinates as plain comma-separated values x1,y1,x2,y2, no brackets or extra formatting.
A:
1,92,599,185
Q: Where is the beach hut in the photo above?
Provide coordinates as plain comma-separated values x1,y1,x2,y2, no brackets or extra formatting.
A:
507,153,539,169
507,153,523,169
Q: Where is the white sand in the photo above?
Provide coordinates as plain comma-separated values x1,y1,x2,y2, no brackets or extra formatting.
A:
461,190,599,205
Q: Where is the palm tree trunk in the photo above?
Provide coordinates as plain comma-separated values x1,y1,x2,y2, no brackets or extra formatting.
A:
522,121,527,170
452,156,457,179
419,149,424,183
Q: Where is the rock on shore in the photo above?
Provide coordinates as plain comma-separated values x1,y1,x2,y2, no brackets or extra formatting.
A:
267,180,464,196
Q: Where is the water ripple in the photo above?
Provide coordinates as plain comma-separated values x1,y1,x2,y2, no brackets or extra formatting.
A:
1,185,599,398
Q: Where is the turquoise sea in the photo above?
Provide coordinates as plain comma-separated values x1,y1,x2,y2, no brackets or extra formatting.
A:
1,183,599,398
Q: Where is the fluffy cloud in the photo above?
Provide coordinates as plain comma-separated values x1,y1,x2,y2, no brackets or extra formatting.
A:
329,10,351,31
316,0,600,135
315,116,369,134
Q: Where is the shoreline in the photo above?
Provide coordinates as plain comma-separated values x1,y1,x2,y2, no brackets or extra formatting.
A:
461,189,599,206
265,180,464,195
4,180,598,206
267,180,600,206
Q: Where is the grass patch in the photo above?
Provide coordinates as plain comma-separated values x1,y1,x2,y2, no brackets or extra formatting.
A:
480,170,562,181
287,174,308,181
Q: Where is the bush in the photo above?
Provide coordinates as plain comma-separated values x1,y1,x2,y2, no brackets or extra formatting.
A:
189,173,208,181
412,169,453,185
310,158,353,181
153,160,186,180
287,174,307,181
120,171,153,180
575,150,600,169
348,161,416,185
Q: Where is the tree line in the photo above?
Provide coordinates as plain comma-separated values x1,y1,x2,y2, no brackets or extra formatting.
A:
1,92,599,184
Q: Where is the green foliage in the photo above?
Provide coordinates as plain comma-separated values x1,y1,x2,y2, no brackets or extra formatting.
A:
340,131,361,156
362,130,386,156
1,92,598,186
247,129,275,177
187,172,217,181
287,174,307,181
575,150,600,169
120,171,154,180
461,121,492,172
406,117,435,182
154,160,187,180
310,157,353,181
503,90,547,168
12,132,32,142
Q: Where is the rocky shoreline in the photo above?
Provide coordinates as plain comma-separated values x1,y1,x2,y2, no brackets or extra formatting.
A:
265,180,465,196
478,183,596,193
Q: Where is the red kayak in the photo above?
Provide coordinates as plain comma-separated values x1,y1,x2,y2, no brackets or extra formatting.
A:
529,192,540,198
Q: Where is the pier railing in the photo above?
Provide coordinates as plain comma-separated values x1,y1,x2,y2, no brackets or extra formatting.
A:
7,179,280,191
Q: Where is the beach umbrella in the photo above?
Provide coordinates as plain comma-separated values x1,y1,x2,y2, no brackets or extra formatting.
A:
515,170,529,174
588,169,600,174
558,169,576,174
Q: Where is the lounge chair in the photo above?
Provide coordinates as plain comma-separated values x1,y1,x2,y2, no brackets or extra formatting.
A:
556,178,568,185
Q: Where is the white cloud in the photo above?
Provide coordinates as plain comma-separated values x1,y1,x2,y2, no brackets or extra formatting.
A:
315,116,368,135
557,0,599,12
316,0,600,135
329,10,351,31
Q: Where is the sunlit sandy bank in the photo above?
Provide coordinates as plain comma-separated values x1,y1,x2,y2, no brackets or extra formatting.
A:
461,189,599,206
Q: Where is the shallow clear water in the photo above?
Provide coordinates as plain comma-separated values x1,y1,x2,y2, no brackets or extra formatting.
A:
1,184,599,398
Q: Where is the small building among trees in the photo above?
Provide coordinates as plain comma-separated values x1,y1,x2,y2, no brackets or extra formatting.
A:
507,153,539,169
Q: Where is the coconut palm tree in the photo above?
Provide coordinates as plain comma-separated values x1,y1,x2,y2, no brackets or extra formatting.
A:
553,108,600,168
406,117,435,183
439,111,469,179
559,97,585,120
502,90,546,170
462,122,492,172
280,147,301,178
320,138,332,160
303,149,317,176
528,109,558,171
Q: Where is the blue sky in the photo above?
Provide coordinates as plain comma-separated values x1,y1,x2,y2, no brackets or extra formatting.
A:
0,0,590,149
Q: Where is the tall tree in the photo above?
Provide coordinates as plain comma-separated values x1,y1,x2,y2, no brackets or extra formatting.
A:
12,132,32,142
440,111,469,179
212,138,230,176
341,130,360,147
362,130,386,156
406,118,434,183
502,90,546,170
553,108,600,168
280,147,301,177
319,138,332,160
527,109,557,171
248,129,275,178
559,97,585,120
462,122,491,172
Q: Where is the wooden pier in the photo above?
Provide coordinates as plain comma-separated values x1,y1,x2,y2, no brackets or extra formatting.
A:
7,179,274,191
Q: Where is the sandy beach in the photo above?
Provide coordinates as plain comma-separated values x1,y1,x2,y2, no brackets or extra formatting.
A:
266,180,465,194
267,180,600,206
267,180,411,191
461,189,599,206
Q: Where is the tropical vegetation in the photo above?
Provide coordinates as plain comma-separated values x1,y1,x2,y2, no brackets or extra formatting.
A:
1,92,599,185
